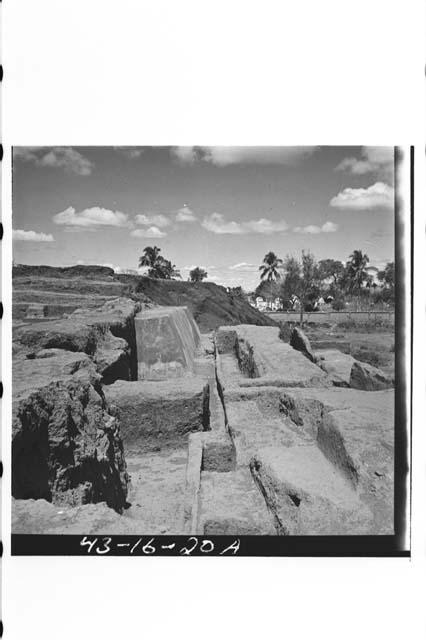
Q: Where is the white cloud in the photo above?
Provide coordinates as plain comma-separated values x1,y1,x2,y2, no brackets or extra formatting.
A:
183,264,211,271
293,221,338,234
13,229,55,242
176,205,197,222
202,146,316,167
134,213,170,228
113,147,145,159
244,218,288,234
53,206,130,228
321,221,339,232
335,147,394,180
14,147,93,175
330,182,394,210
229,262,259,272
202,213,245,235
130,226,166,238
171,146,316,166
202,213,288,235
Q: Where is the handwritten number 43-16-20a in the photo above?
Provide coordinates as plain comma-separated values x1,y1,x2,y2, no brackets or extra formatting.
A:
80,536,240,555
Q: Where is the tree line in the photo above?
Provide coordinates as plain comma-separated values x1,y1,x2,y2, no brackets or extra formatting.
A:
138,246,207,282
257,249,395,322
137,245,395,321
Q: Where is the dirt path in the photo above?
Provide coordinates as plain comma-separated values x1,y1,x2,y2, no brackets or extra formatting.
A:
123,448,188,534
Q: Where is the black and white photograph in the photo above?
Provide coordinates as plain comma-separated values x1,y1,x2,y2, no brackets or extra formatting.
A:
11,145,406,549
2,2,425,639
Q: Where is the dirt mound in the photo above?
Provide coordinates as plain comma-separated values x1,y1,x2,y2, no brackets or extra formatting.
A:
13,264,115,279
13,265,276,332
119,276,277,332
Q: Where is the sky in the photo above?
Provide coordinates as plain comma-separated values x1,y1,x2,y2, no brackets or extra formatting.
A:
12,146,394,291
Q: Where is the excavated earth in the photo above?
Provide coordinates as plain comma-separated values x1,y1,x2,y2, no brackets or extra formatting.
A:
12,284,395,536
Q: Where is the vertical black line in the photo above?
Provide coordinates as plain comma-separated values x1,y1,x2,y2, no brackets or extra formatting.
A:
394,146,411,553
409,146,414,553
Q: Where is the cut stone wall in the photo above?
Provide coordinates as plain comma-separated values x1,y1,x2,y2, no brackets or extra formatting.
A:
135,306,201,380
104,378,210,453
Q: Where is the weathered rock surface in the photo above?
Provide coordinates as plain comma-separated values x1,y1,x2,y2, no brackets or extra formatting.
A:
315,349,394,390
11,268,395,537
202,432,236,472
216,324,329,388
272,387,394,533
104,378,210,453
11,302,136,514
135,306,201,380
13,349,99,395
14,316,100,353
93,333,132,385
220,383,394,534
25,303,47,319
199,469,276,535
316,349,356,386
12,497,128,534
12,376,129,511
215,328,238,354
350,360,394,390
290,326,316,363
14,297,140,382
250,447,373,535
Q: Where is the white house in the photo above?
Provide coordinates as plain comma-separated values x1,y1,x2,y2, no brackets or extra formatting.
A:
255,296,283,312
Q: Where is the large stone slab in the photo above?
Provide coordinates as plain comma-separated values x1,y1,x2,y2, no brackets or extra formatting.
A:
104,378,210,453
316,349,356,386
349,360,394,390
221,384,394,534
273,387,394,533
14,297,141,383
13,349,99,396
316,349,394,390
135,306,201,380
250,446,373,535
216,324,329,388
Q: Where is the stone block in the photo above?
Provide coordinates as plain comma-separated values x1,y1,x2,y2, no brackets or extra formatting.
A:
135,306,201,380
250,447,373,535
202,433,236,472
104,378,210,453
349,360,394,390
290,326,316,362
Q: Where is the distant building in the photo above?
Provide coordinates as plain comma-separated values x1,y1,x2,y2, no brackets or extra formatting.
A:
255,296,267,311
254,296,282,312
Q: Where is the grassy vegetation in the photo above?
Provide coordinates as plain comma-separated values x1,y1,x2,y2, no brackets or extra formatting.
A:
278,319,395,376
335,318,394,333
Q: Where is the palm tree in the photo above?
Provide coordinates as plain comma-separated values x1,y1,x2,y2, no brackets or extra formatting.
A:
346,249,369,310
259,251,283,282
139,246,162,269
138,246,181,279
